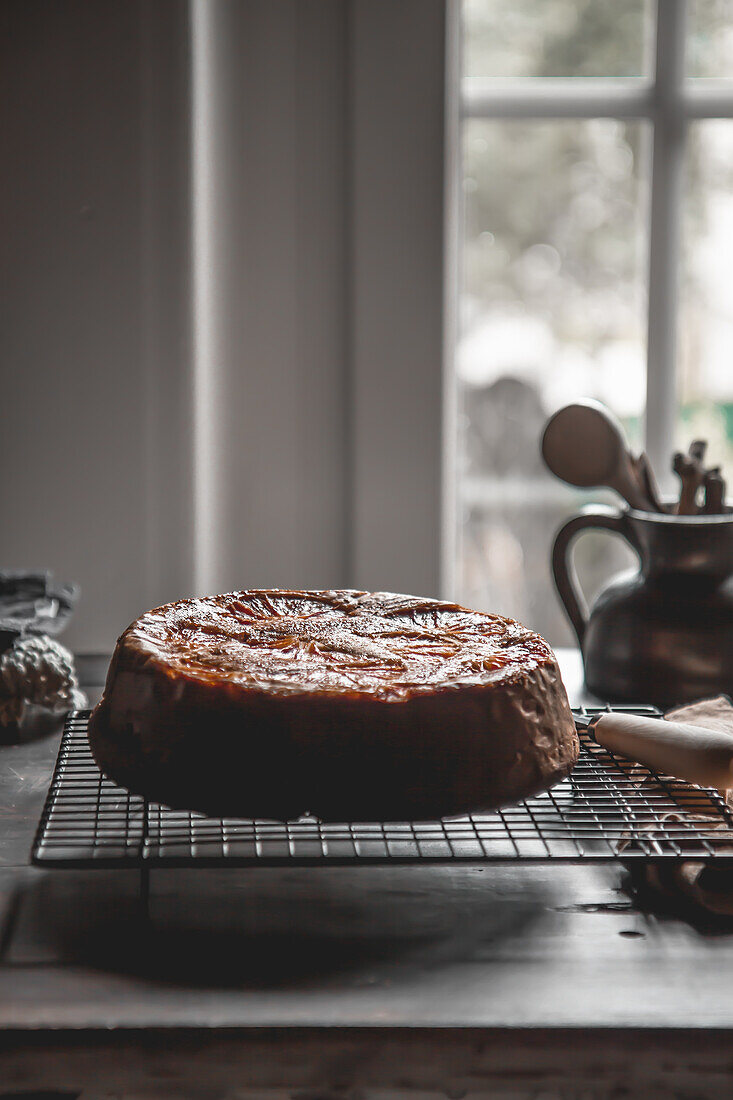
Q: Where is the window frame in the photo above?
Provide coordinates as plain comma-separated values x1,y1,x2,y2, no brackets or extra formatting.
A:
456,0,733,493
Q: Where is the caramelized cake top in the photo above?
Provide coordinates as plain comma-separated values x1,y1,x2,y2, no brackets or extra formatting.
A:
123,590,554,702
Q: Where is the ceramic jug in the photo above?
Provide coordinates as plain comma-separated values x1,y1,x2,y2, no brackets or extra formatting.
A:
552,504,733,708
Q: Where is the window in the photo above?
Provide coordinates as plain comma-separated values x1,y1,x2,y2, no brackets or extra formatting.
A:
452,0,733,643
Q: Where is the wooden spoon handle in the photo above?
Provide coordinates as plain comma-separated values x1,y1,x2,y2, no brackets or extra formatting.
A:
612,451,656,511
591,712,733,790
635,451,666,512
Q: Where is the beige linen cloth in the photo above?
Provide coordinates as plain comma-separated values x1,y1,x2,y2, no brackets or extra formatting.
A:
618,695,733,916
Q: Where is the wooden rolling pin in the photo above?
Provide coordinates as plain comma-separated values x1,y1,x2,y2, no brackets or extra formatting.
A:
589,712,733,790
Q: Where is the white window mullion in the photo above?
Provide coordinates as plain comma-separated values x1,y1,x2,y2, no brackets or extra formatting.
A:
684,82,733,118
645,0,688,486
463,79,654,120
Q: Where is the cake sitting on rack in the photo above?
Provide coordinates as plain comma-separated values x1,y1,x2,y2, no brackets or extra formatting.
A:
88,590,578,822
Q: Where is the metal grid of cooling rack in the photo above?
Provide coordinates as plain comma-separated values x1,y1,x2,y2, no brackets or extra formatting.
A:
31,708,733,868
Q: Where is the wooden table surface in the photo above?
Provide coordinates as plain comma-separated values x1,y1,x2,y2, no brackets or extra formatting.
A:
2,650,733,1098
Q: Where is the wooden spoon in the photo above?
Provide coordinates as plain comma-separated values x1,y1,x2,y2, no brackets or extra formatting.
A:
541,400,654,511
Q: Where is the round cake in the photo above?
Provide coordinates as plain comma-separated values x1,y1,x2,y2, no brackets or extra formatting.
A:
88,590,578,821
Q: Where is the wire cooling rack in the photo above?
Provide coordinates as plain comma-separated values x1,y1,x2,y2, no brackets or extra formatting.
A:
31,708,733,870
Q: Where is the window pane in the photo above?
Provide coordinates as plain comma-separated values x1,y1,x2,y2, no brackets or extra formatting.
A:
678,121,733,473
457,120,647,643
463,0,652,79
687,0,733,79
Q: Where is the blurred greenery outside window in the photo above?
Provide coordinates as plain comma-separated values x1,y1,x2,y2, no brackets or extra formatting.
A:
456,0,733,645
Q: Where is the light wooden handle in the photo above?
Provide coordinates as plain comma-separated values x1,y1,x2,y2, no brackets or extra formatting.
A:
592,713,733,789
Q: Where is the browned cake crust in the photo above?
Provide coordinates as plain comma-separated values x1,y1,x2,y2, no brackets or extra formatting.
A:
88,590,578,821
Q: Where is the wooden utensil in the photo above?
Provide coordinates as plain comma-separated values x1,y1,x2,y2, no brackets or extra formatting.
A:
634,450,667,512
589,711,733,790
673,440,707,514
703,467,726,514
541,400,653,511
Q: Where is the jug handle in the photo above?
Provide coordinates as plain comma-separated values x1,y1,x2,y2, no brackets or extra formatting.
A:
552,505,630,647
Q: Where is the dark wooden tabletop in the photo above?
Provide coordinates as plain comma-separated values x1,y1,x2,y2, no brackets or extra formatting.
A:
3,651,733,1097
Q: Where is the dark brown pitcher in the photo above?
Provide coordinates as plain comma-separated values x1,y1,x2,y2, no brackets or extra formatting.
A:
552,504,733,708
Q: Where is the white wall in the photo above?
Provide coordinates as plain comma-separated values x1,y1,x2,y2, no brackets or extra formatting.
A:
3,1,157,652
350,1,447,597
191,0,349,597
1,0,447,654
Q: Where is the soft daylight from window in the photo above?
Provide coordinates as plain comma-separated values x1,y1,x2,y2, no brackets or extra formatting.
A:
455,0,733,645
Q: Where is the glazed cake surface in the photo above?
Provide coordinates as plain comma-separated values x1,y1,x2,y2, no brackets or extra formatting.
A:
88,590,578,821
